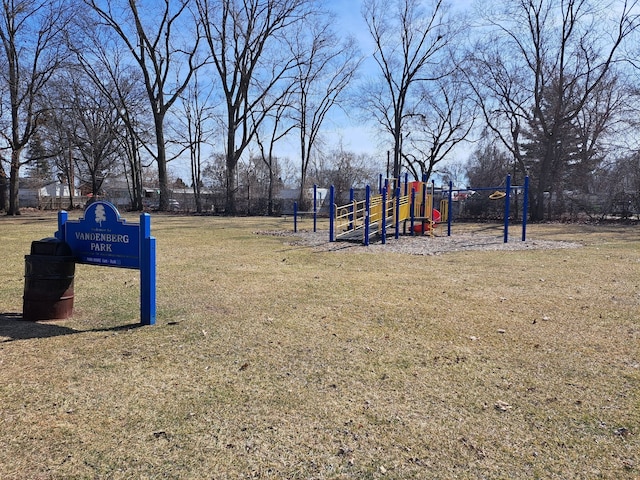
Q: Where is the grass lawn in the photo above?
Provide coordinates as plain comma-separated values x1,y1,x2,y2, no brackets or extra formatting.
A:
0,213,638,479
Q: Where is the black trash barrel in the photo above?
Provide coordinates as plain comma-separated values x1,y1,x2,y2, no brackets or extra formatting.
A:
23,238,75,321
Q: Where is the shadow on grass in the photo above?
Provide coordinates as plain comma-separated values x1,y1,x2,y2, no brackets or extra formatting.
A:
0,312,144,342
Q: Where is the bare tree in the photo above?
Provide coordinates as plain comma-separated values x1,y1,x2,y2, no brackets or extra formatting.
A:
465,140,512,189
65,73,123,198
463,35,530,183
289,17,362,208
84,0,204,211
361,0,452,181
311,146,381,204
0,0,70,215
468,0,639,220
173,73,216,213
196,0,316,214
114,78,154,211
34,66,126,208
69,17,154,211
0,162,6,211
253,93,296,215
404,62,476,181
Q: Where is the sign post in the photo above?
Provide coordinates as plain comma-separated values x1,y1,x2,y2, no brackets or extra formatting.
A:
56,201,156,326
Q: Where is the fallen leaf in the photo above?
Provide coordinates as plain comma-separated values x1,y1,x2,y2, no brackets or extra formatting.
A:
614,427,630,438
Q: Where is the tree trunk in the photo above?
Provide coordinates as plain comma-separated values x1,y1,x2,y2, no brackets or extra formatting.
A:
8,149,22,215
154,113,169,212
66,156,75,210
530,159,554,222
267,166,274,216
225,157,236,215
127,136,144,211
0,165,7,211
225,121,237,214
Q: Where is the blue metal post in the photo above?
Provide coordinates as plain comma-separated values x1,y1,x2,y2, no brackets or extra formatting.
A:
503,175,511,243
313,184,317,233
447,181,453,237
522,175,530,241
329,186,335,242
364,185,370,246
140,213,156,326
381,187,387,244
404,173,409,196
55,210,68,242
395,187,401,240
378,174,383,194
293,201,298,233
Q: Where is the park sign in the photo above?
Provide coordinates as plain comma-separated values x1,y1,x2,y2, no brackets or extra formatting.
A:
55,201,156,325
64,201,140,268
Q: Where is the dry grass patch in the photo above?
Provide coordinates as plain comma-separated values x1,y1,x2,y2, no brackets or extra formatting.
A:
0,214,638,479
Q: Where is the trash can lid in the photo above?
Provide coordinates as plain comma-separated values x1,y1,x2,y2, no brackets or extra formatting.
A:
30,238,73,256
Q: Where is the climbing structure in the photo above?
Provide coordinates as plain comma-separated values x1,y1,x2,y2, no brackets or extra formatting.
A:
329,179,447,244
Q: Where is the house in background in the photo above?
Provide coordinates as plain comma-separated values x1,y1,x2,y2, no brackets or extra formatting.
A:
18,178,81,210
277,187,328,215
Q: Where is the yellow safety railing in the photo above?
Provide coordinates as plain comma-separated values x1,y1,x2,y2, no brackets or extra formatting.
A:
332,182,445,242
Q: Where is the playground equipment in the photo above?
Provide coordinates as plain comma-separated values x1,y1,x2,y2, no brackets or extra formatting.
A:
292,174,530,246
328,176,447,245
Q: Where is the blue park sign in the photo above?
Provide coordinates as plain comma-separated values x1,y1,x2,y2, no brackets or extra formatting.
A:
64,201,141,268
55,201,156,326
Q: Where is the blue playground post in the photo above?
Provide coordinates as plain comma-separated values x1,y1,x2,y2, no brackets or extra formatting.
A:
522,176,530,241
378,174,383,194
364,185,371,246
329,186,335,242
381,187,387,244
404,173,409,196
503,174,511,243
395,187,401,240
293,201,298,233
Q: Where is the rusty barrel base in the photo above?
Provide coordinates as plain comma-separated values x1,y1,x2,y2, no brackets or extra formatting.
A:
22,296,74,321
23,254,75,322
